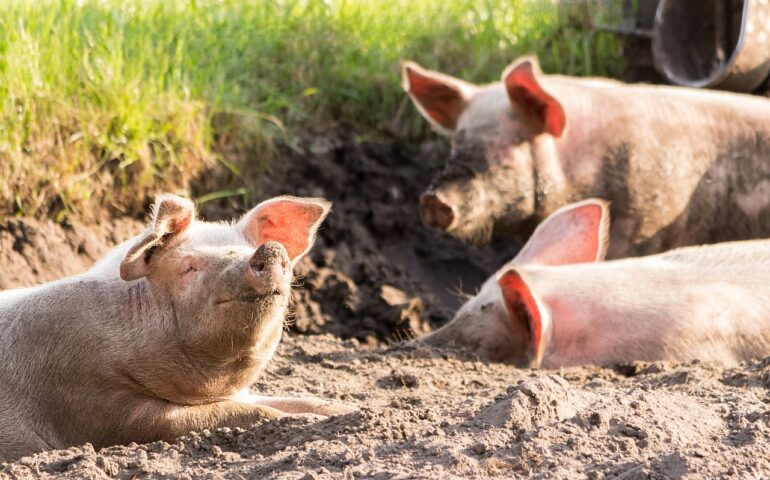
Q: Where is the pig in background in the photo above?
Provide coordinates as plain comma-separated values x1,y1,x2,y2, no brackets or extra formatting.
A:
418,199,770,368
0,194,351,462
402,56,770,258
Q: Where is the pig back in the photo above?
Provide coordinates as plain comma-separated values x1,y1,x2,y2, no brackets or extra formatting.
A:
0,276,138,446
525,240,770,366
550,78,770,256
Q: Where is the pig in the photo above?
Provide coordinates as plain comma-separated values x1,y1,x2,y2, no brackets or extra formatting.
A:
401,56,770,257
0,194,351,462
418,198,770,368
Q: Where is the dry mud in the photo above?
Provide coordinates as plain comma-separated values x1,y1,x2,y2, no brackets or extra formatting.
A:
3,336,770,479
2,134,770,479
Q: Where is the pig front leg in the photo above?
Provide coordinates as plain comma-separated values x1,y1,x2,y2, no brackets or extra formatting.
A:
247,395,355,417
236,390,355,417
126,399,286,443
111,395,352,449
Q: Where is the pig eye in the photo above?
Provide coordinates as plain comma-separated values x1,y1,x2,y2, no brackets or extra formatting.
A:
182,265,198,275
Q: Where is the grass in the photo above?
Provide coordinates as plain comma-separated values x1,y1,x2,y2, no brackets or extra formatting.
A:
0,0,626,220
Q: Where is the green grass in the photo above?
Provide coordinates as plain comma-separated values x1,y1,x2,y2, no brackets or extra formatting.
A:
0,0,625,220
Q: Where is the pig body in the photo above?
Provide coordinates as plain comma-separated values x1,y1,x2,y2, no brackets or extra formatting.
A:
421,200,770,367
403,57,770,257
533,242,770,367
0,195,347,462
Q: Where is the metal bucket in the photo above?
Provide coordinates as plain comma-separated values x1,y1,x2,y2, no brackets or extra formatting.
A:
652,0,770,92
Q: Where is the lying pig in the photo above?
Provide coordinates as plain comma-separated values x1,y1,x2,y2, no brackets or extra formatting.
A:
0,194,349,462
419,199,770,367
402,56,770,257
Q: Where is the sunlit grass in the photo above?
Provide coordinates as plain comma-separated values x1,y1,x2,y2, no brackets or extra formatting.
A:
0,0,625,220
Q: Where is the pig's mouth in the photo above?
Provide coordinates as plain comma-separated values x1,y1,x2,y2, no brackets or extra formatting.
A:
215,289,284,306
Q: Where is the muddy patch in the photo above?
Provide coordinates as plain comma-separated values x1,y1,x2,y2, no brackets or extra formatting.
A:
3,133,770,478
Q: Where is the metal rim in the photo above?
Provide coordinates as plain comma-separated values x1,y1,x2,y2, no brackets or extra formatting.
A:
652,0,751,88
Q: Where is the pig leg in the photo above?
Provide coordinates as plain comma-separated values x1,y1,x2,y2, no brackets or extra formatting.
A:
0,427,52,463
246,395,355,417
125,400,286,443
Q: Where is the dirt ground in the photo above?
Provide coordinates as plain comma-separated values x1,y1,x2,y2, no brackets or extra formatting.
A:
2,133,770,479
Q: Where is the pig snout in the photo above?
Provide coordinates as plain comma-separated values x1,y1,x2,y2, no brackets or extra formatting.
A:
246,241,291,295
419,191,457,231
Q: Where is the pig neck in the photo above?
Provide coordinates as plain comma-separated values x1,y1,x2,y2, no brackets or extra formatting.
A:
516,263,655,368
530,134,569,218
531,284,594,368
96,238,282,401
120,278,278,403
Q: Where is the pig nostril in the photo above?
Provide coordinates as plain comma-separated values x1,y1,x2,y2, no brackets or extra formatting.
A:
248,241,292,278
250,241,291,278
419,193,456,230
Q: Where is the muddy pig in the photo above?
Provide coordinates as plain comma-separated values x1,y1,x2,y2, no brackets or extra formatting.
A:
402,56,770,257
418,199,770,367
0,194,351,462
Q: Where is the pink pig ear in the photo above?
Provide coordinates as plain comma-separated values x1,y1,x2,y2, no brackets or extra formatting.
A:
120,194,196,281
238,196,332,263
498,269,546,367
502,56,566,138
514,199,610,266
401,60,477,135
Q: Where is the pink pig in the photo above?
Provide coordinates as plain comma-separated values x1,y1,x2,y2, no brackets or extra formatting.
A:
419,199,770,367
0,194,351,462
402,56,770,257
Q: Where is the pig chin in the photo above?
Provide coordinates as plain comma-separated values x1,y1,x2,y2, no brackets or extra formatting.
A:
443,200,524,246
452,324,520,364
215,289,287,307
466,323,534,366
216,288,290,333
244,293,289,322
444,216,495,246
479,340,529,366
420,318,524,364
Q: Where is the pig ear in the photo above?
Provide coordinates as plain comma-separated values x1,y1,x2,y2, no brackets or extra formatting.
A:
401,61,477,135
514,199,609,266
498,269,547,367
120,195,196,281
238,196,331,263
502,57,566,138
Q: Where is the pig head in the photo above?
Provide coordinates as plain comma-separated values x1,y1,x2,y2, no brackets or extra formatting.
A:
402,57,553,243
114,194,326,400
402,56,770,256
0,194,350,462
418,199,609,367
419,198,770,368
